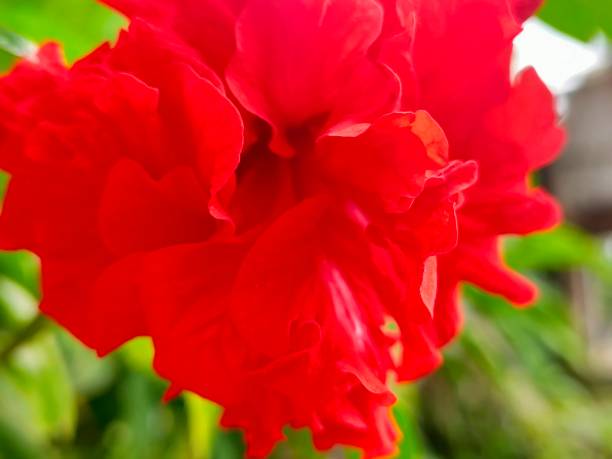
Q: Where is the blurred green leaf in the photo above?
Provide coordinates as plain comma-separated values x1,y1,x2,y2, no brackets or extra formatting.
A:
0,0,125,62
505,225,612,280
0,50,15,72
185,393,221,459
211,429,245,459
120,337,155,374
0,27,37,59
0,252,40,300
0,331,77,457
55,328,116,397
539,0,612,41
393,396,426,459
0,415,46,459
426,236,612,459
277,429,325,459
0,276,38,330
104,373,167,459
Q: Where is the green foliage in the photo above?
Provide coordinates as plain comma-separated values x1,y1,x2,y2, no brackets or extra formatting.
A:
0,0,125,63
538,0,612,41
0,27,37,61
416,227,612,459
184,394,221,459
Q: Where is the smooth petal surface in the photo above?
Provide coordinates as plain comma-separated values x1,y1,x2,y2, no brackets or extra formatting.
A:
315,111,448,212
227,0,399,155
101,0,244,71
99,160,215,256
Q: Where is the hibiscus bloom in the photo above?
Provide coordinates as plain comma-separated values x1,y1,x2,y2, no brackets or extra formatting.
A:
0,0,563,457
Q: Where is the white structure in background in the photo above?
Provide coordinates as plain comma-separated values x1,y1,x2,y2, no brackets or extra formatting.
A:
514,19,608,94
517,19,612,375
514,18,610,227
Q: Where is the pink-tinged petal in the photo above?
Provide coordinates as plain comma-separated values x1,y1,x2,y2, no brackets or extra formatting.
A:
98,159,215,257
227,0,399,156
376,32,419,109
315,111,448,212
377,0,418,37
420,256,438,315
375,0,420,107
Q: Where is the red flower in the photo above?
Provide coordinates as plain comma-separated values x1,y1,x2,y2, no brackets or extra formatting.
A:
0,0,563,457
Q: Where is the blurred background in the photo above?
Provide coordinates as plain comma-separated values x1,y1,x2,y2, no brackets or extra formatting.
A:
0,1,611,458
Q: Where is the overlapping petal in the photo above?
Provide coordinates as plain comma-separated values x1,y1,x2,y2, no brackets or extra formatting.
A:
0,22,243,354
101,0,244,72
378,0,564,348
0,0,564,457
227,0,400,155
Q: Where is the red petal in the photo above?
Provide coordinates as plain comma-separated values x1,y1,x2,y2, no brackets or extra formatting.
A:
431,264,462,347
227,0,399,155
40,253,147,355
411,0,519,126
482,67,566,172
454,239,537,305
0,44,66,172
461,188,562,236
315,111,448,213
175,66,244,207
102,0,244,72
509,0,543,22
98,159,215,256
0,166,102,256
108,19,223,92
229,197,331,355
143,240,250,405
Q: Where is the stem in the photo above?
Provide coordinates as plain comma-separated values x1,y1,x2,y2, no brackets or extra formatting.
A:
0,314,48,364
